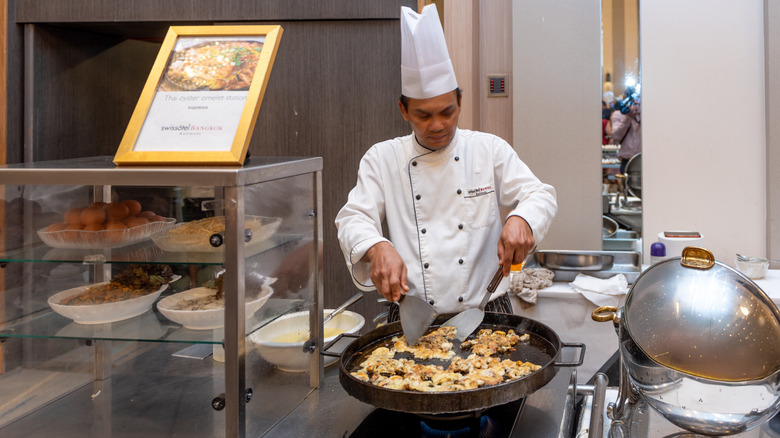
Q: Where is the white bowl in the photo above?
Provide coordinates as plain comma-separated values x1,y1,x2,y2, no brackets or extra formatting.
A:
48,282,169,325
736,257,770,279
249,309,365,372
157,284,273,330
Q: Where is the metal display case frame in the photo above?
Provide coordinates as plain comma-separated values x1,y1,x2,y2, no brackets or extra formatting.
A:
0,155,324,437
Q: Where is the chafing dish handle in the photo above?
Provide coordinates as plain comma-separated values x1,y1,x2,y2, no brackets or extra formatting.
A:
553,342,586,367
320,332,361,358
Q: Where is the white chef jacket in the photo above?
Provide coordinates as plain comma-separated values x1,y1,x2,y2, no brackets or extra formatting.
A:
335,129,557,314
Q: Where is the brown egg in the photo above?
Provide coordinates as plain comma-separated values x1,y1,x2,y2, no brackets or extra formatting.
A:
64,223,85,230
84,223,105,231
46,222,68,232
64,207,84,225
139,210,157,219
121,199,142,217
105,220,128,230
104,221,128,242
80,207,106,226
105,202,130,221
148,215,167,222
123,216,150,228
89,201,108,210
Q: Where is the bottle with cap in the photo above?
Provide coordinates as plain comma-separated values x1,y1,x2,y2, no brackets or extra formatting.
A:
650,242,666,264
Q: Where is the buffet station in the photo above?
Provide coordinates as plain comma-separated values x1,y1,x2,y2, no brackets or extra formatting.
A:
0,152,777,438
256,247,780,437
1,7,778,436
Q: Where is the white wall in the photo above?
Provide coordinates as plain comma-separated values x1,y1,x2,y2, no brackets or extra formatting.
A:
641,0,766,263
512,0,603,251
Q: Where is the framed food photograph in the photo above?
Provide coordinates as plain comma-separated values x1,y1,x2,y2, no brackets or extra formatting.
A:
114,25,283,166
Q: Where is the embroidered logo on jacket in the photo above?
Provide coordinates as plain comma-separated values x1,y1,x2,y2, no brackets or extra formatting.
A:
464,185,494,198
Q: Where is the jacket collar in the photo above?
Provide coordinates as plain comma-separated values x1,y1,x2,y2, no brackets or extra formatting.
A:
411,128,460,161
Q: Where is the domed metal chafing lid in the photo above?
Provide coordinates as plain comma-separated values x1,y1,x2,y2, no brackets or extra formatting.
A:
624,247,780,382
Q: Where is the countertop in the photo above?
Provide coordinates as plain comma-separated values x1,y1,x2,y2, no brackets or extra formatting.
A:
535,266,780,304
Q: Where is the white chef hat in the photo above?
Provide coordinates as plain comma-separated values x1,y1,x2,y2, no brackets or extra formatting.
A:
400,4,458,99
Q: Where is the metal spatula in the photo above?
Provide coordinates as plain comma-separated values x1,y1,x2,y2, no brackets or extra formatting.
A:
399,294,438,346
443,266,505,342
444,246,537,342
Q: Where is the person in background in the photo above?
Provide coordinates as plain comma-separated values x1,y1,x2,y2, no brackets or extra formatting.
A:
602,100,613,145
335,4,557,322
610,88,641,174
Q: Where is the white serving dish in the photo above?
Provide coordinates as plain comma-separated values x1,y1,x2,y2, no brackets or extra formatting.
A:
157,284,274,330
48,281,170,325
38,217,176,249
249,309,365,372
151,216,281,253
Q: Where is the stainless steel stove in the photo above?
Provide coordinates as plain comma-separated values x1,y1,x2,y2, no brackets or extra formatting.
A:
575,382,780,438
267,353,779,438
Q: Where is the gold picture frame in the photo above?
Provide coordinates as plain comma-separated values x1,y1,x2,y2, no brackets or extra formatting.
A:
114,25,283,166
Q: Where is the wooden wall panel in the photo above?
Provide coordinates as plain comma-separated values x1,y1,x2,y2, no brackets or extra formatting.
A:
16,0,404,23
29,27,160,161
479,0,513,143
444,0,479,130
1,0,6,165
3,0,23,165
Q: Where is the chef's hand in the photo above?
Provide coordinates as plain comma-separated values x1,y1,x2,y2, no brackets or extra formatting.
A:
497,216,535,277
364,241,409,302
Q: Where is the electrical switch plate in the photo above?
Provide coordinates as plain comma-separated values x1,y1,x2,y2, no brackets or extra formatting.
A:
488,74,508,97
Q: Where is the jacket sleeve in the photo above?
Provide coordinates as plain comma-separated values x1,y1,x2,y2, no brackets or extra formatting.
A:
493,137,558,242
334,146,389,291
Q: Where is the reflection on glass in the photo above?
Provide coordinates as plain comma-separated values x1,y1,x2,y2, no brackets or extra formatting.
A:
602,0,642,249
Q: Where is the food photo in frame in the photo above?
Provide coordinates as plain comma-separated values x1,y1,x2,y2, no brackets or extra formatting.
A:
114,25,283,165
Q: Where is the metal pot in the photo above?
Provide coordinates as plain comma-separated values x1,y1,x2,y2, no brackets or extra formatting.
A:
625,152,641,198
593,246,780,435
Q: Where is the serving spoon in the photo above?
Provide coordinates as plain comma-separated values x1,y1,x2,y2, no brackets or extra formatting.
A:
302,292,363,352
736,253,780,263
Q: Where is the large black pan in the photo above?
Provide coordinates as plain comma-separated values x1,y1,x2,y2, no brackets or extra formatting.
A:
327,312,584,414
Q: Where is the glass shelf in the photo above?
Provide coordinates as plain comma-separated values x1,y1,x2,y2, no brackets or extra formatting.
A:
0,298,304,344
0,234,303,265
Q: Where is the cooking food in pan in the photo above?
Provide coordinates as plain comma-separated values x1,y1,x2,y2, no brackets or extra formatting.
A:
337,313,584,414
350,326,539,393
163,40,263,91
392,326,457,360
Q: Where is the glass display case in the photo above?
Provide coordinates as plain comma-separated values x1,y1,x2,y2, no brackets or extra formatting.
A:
0,156,323,437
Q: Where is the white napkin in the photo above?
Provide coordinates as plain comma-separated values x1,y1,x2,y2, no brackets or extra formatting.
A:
569,273,629,307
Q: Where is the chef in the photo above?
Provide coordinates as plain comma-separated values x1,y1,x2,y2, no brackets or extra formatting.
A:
335,4,557,321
